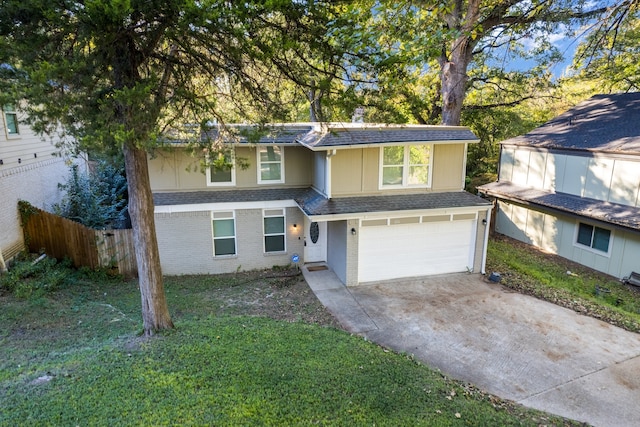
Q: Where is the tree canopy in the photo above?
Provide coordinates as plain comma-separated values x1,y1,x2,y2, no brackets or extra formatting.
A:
0,0,344,335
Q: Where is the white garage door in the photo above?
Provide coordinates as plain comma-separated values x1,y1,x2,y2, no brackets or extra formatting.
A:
358,219,476,283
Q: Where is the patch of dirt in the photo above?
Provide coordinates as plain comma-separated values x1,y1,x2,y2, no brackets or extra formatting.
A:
212,269,341,329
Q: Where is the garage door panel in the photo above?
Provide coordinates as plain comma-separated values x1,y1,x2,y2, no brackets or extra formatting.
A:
358,220,475,282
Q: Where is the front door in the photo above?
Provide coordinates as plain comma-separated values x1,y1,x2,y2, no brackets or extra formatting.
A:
303,219,327,263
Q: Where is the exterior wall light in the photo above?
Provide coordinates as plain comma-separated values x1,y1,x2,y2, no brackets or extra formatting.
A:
351,227,356,235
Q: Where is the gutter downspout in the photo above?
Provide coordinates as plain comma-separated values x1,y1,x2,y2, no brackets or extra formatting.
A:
481,207,492,275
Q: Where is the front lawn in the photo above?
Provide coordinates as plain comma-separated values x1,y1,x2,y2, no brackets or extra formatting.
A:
0,261,580,426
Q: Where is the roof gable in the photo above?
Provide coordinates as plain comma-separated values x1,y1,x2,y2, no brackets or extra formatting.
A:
503,93,640,154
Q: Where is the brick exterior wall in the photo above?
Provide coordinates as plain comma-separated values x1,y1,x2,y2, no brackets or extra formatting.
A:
0,157,70,260
155,207,305,275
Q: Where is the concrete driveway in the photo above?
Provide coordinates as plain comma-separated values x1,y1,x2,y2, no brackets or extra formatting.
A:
302,267,640,427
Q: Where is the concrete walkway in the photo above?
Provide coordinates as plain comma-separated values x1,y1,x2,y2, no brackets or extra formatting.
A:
301,265,640,427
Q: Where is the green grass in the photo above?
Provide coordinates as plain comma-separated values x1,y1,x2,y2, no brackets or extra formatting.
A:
487,236,640,333
0,262,579,426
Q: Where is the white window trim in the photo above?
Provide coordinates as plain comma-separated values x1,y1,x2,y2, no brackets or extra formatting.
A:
206,150,236,187
263,208,286,254
379,144,433,189
3,105,20,138
257,145,285,184
573,221,613,257
211,211,237,258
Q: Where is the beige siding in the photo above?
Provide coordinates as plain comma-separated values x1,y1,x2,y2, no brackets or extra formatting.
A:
330,143,466,197
431,144,465,191
149,145,313,192
331,149,364,195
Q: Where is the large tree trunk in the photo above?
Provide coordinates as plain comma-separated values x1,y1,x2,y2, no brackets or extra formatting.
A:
439,0,480,126
439,35,473,126
123,142,174,335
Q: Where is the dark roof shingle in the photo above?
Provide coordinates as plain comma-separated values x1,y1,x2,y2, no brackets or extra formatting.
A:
298,125,478,148
478,181,640,231
502,93,640,153
295,188,490,217
153,188,310,206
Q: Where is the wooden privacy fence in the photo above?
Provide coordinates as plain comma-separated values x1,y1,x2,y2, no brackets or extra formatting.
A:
22,206,137,278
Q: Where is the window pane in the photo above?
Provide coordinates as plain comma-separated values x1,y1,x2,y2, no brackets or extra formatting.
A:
409,145,430,165
264,216,284,234
210,165,232,183
260,163,281,181
214,238,236,256
592,227,611,252
5,113,18,134
213,219,234,237
408,165,429,185
260,146,281,162
383,146,403,165
265,235,285,252
382,166,403,185
576,223,593,247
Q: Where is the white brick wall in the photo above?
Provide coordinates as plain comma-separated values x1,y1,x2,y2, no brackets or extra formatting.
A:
155,207,305,275
0,157,71,260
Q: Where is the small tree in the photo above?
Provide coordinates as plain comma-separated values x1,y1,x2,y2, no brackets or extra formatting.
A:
53,160,128,230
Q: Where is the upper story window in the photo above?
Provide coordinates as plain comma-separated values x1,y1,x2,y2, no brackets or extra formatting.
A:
258,145,284,184
206,150,235,186
3,104,19,135
575,222,611,255
380,144,431,188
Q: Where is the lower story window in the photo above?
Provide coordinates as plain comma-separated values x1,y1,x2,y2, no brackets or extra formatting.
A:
212,211,236,256
263,209,285,253
576,222,611,253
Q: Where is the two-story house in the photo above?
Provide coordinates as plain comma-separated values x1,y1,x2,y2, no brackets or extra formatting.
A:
149,123,492,285
0,104,79,271
479,93,640,279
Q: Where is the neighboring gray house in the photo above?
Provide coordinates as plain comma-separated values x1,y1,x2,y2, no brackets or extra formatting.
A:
149,123,492,285
0,104,81,270
479,93,640,279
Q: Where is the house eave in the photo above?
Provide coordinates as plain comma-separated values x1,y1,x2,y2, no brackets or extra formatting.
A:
479,184,640,235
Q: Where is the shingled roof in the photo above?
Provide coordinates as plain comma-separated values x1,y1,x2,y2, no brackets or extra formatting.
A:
198,122,479,148
295,188,490,218
479,181,640,232
297,124,479,149
502,93,640,153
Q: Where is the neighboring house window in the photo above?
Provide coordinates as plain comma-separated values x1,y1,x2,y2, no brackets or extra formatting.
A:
212,211,236,256
258,145,284,183
206,150,235,186
380,145,431,188
575,222,611,254
3,104,19,135
263,209,286,253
